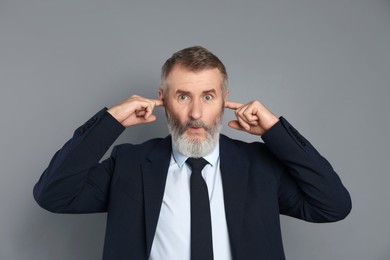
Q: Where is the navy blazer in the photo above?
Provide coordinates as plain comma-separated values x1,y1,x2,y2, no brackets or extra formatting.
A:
34,109,351,260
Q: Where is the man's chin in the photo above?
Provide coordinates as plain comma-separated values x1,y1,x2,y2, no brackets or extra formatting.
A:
185,132,207,143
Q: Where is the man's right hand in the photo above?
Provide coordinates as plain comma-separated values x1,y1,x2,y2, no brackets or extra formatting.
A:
107,95,164,127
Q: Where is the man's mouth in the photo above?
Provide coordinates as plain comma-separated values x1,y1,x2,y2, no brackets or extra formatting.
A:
188,126,205,134
186,120,208,131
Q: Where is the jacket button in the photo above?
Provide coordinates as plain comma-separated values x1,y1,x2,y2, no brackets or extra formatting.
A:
86,117,97,127
77,129,85,135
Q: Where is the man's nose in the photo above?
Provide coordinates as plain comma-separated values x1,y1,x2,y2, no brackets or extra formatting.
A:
189,99,203,120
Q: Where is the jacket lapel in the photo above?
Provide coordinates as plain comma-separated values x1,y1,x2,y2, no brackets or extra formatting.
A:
220,135,249,259
141,136,172,258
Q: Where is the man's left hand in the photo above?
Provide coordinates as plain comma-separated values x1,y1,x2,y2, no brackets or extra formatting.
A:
224,100,279,136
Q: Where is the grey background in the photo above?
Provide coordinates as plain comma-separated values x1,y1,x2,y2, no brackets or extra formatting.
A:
1,0,389,259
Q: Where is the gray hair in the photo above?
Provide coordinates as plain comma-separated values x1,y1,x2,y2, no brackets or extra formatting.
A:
160,46,228,95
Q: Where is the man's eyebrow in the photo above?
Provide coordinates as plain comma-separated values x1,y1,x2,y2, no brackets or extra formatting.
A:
175,89,217,95
175,89,191,95
202,89,217,95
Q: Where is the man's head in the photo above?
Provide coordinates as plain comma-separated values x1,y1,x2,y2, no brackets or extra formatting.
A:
158,46,228,158
160,46,228,95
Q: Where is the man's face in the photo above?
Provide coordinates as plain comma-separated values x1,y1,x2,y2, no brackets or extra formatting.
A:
159,65,227,157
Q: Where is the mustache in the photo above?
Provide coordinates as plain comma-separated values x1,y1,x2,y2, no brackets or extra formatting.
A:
185,120,209,130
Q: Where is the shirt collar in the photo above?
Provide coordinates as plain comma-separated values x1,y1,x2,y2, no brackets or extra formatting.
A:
172,141,220,168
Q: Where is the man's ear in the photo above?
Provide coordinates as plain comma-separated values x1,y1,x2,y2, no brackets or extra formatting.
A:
224,89,229,101
158,88,164,102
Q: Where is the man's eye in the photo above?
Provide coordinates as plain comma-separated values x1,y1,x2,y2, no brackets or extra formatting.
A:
204,95,213,101
178,95,189,101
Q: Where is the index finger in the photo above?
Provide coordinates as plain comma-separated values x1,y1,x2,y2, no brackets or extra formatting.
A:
143,99,164,119
152,99,164,107
224,101,243,110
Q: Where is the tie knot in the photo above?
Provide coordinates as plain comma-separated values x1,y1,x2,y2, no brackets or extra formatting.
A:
186,157,209,171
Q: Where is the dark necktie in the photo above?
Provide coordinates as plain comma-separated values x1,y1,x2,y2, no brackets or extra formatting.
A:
186,158,214,260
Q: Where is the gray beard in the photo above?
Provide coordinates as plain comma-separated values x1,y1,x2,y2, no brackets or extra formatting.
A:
166,111,222,158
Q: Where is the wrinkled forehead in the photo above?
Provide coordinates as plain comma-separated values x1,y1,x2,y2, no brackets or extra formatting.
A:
165,65,225,93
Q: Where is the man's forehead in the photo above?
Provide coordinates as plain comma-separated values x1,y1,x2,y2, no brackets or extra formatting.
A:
168,65,221,76
166,66,223,91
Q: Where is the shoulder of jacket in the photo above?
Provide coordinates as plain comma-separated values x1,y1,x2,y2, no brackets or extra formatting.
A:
220,134,265,149
112,136,170,155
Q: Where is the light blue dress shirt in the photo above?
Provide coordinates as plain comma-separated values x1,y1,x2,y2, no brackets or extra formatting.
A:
149,142,232,260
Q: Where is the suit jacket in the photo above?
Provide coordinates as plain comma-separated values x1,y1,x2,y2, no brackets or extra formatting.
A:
33,108,351,260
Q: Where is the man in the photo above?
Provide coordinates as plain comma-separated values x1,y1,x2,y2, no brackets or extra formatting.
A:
34,46,351,260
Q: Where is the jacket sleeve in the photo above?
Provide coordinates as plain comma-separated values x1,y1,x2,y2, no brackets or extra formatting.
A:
33,108,125,213
261,117,352,222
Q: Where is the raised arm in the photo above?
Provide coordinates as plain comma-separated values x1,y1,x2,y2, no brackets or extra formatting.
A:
225,99,351,222
33,95,163,213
